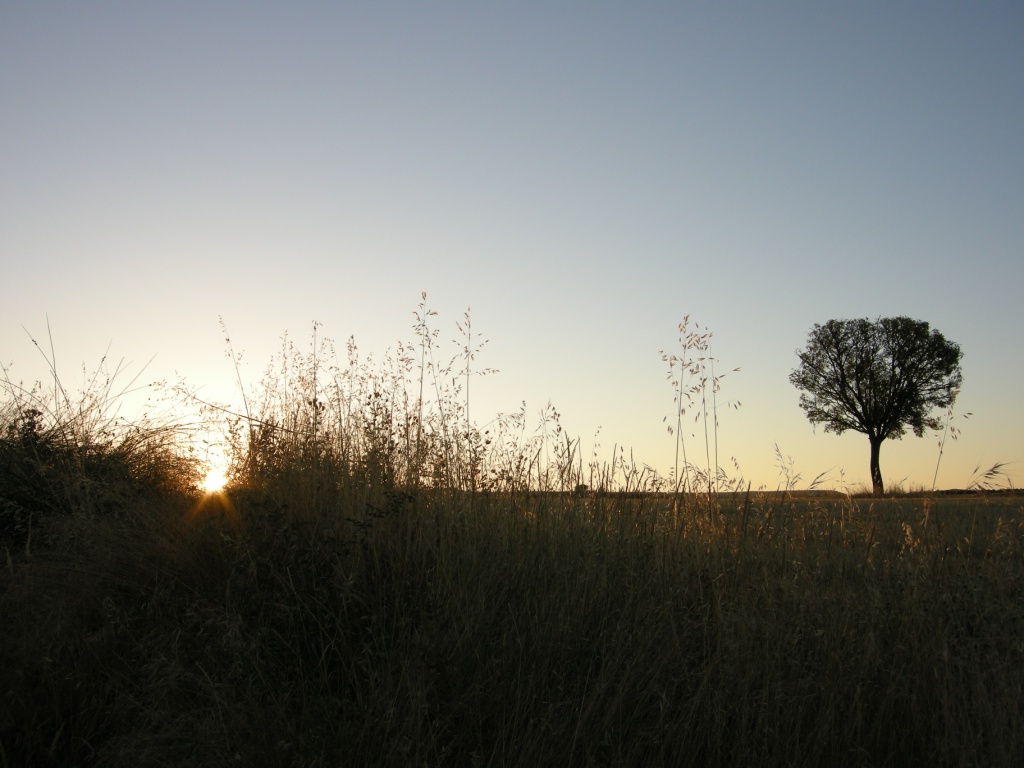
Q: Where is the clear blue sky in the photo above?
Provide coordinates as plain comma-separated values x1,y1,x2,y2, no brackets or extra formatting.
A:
2,1,1021,491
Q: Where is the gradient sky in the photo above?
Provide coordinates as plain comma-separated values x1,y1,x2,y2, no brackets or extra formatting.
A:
2,1,1021,491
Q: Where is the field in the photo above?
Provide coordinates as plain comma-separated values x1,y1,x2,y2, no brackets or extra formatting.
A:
2,323,1021,767
4,475,1022,767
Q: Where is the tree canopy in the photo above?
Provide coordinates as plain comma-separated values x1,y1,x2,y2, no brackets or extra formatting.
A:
789,317,963,495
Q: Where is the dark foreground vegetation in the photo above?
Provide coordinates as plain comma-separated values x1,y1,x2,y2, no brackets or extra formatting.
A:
2,315,1022,767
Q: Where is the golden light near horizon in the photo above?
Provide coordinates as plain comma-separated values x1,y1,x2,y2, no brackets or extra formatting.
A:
195,426,232,494
202,466,229,494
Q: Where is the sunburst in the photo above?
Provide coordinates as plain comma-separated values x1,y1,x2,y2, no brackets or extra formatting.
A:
202,466,229,494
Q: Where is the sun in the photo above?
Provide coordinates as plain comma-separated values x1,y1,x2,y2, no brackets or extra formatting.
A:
202,466,229,494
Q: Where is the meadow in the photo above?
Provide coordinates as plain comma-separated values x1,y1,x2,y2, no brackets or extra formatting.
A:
2,312,1021,767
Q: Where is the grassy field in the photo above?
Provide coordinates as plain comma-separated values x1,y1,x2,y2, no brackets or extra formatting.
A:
2,320,1021,767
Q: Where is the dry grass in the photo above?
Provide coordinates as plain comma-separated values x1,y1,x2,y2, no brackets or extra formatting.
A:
2,307,1021,767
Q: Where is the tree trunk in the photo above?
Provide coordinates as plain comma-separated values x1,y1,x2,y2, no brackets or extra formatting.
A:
869,435,884,495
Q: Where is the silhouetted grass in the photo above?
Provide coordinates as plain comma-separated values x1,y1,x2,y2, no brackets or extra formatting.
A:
2,311,1021,767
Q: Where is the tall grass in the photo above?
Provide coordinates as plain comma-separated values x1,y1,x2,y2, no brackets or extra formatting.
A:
661,317,742,507
2,306,1022,767
0,332,200,550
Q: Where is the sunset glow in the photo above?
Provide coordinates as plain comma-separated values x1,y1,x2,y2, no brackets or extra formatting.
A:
202,466,228,494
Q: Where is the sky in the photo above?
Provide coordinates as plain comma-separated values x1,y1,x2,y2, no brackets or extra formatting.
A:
2,1,1022,492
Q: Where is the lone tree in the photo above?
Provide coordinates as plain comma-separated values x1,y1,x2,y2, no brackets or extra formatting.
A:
789,317,962,495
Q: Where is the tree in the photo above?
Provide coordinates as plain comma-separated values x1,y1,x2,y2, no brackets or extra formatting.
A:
789,317,963,495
